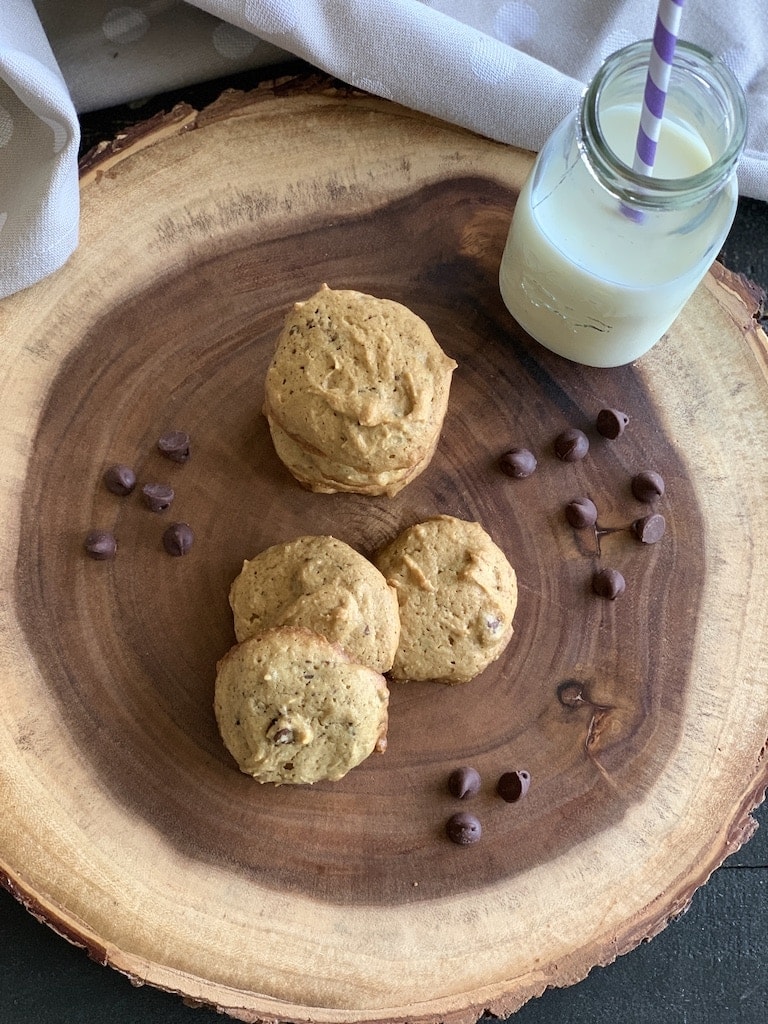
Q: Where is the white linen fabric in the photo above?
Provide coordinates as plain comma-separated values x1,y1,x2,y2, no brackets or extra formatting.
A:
0,0,80,298
1,0,766,299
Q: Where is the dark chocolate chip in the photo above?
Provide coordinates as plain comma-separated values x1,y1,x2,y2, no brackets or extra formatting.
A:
554,428,589,462
592,567,626,600
499,447,537,479
103,463,136,496
162,522,194,556
445,812,482,846
447,766,482,800
272,728,294,745
596,408,629,439
631,470,665,503
157,430,191,463
84,529,117,560
496,770,531,803
632,513,666,544
142,482,174,512
565,497,598,529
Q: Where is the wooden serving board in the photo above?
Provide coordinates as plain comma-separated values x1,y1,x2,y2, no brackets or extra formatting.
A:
1,78,768,1023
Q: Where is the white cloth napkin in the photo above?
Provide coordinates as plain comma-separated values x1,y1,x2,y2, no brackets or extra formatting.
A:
0,1,80,298
1,0,766,299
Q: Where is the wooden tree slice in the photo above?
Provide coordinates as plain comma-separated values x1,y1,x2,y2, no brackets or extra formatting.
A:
1,78,768,1023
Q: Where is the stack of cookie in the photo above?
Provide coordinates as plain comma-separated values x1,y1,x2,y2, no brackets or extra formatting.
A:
263,285,457,497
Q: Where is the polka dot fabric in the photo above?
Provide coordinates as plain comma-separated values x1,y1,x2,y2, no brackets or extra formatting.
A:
34,1,289,113
2,0,768,300
101,7,151,45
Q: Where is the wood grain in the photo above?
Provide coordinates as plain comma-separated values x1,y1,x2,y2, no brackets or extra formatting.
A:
1,79,767,1023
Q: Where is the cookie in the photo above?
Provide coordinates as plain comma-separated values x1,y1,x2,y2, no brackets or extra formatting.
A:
214,627,389,785
374,515,518,684
266,417,438,497
229,535,400,673
264,285,457,497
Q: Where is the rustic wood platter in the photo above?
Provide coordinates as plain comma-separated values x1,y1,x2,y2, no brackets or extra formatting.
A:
1,78,768,1023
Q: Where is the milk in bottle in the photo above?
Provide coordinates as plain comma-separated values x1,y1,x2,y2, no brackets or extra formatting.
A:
499,42,747,367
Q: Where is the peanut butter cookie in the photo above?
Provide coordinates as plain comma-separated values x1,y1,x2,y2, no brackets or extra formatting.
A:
375,515,518,684
229,535,400,673
214,627,389,785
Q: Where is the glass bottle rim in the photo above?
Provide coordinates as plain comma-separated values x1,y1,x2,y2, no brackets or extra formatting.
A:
579,39,747,208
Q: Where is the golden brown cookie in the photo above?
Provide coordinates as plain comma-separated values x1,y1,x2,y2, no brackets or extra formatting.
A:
214,627,389,785
229,535,400,673
264,284,457,497
374,515,518,684
266,417,439,497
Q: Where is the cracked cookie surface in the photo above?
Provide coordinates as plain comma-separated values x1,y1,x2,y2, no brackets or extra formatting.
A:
229,535,400,673
375,515,518,684
264,284,456,496
214,627,389,785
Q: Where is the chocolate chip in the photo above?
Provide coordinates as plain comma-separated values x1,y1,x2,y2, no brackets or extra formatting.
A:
592,567,626,600
272,728,294,745
142,482,174,512
445,812,482,846
631,470,665,503
565,497,598,529
632,513,666,544
103,463,136,496
554,428,589,462
596,409,629,439
496,770,531,803
157,430,191,463
499,448,537,478
162,522,194,556
84,529,117,560
447,766,481,799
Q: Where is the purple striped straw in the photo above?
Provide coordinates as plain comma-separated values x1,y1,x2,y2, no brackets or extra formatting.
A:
633,0,687,175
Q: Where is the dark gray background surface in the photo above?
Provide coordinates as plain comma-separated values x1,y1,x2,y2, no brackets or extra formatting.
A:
2,64,767,1024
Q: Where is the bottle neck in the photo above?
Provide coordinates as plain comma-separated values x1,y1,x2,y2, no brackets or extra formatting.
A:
577,40,747,211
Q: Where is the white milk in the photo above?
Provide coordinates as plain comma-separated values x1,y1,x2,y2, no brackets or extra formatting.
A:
499,104,737,367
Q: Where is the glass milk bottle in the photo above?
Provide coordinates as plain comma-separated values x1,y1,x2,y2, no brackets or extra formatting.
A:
498,40,747,367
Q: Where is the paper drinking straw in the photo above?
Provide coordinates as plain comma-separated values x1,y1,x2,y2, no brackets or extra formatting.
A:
633,0,687,175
